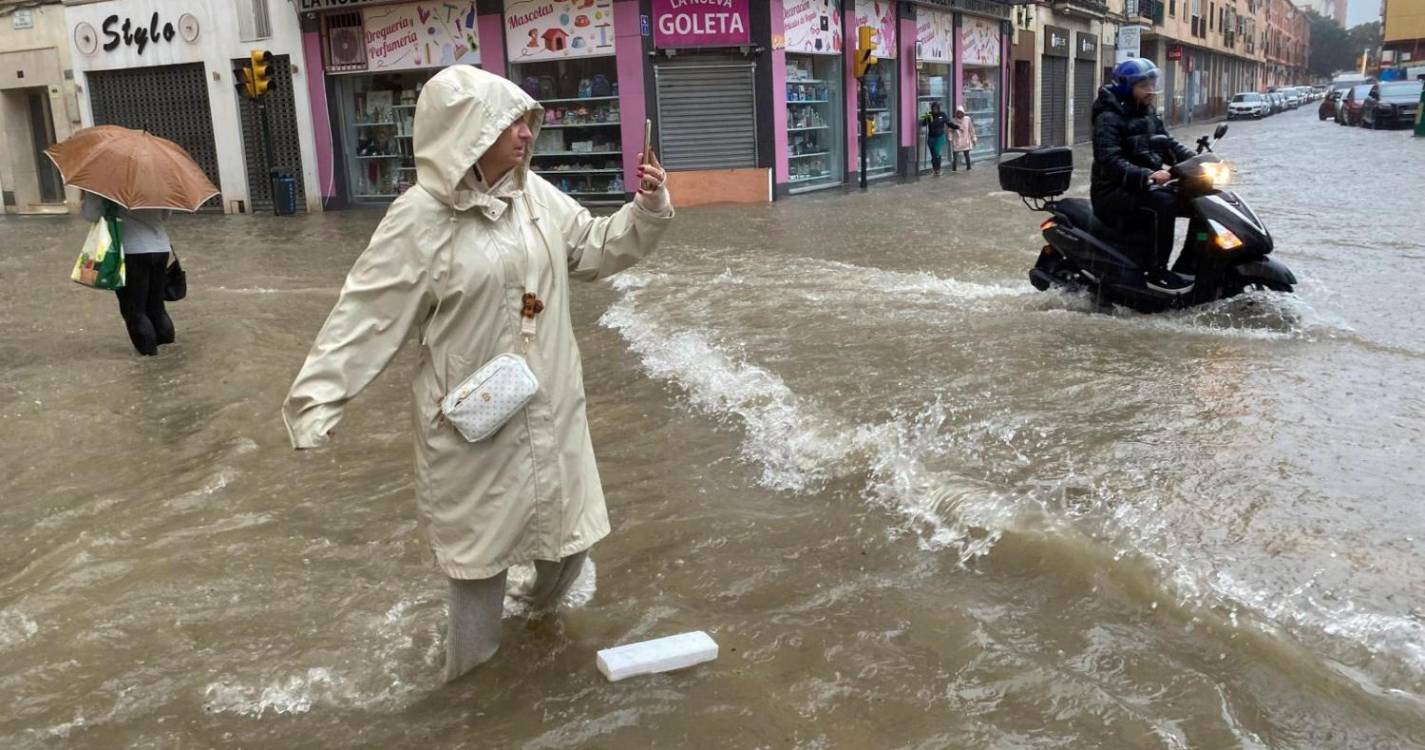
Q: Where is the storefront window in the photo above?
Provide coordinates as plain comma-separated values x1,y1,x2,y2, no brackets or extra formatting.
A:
509,57,624,201
863,59,897,179
786,53,845,192
505,0,623,204
334,72,425,201
916,9,954,172
959,16,1001,161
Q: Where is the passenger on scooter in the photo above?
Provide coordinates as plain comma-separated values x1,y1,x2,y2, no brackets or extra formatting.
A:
1090,58,1196,293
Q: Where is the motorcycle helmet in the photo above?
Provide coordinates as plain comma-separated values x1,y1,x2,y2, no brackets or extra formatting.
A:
1112,58,1160,99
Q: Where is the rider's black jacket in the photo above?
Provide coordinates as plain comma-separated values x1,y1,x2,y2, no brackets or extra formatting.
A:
1090,86,1195,217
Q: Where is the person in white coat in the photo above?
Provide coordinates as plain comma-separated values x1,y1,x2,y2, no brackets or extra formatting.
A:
282,66,672,681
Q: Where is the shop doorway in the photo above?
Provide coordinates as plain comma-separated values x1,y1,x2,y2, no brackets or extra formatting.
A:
1073,59,1097,144
86,63,222,210
233,54,306,212
1041,56,1068,147
654,58,758,171
25,89,63,203
1012,60,1033,147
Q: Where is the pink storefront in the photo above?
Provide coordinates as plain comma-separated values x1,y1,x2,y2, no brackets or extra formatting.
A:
295,0,647,208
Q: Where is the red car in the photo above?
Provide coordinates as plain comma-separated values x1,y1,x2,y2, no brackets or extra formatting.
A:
1318,88,1343,120
1337,84,1373,126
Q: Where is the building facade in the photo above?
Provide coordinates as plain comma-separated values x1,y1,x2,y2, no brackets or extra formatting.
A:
1381,0,1425,69
0,0,81,214
61,0,324,213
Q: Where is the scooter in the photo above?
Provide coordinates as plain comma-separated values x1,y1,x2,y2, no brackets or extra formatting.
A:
999,124,1296,313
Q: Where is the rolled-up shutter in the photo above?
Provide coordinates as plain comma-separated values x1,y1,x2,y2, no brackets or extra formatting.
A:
654,60,757,171
1041,56,1068,147
1073,60,1097,144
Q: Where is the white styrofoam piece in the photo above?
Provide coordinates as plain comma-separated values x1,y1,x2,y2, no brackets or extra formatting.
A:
596,631,719,682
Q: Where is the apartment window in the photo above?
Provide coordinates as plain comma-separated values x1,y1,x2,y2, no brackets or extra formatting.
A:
1170,0,1176,16
237,0,272,42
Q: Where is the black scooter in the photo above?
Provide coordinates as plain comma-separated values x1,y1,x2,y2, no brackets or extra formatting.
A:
999,124,1296,312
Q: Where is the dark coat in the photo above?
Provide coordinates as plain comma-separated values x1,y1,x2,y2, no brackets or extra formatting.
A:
921,110,956,138
1090,87,1195,216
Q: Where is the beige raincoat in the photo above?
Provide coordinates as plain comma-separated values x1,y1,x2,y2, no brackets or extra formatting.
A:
283,66,672,580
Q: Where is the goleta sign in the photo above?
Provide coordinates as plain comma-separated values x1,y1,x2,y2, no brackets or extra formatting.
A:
652,0,749,48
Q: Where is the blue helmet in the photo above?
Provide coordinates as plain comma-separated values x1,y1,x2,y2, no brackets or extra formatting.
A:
1112,58,1160,98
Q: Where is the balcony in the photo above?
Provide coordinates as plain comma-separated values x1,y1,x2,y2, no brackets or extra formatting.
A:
1052,0,1110,19
1126,0,1166,25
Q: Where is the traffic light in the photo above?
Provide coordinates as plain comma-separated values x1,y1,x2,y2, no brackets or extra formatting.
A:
250,49,273,98
854,26,877,79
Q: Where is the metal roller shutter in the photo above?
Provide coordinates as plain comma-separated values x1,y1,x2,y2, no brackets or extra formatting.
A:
654,60,757,171
233,54,307,212
1041,56,1068,147
1073,60,1097,144
86,63,222,209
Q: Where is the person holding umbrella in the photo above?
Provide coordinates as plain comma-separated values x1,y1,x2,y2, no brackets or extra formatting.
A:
47,125,218,356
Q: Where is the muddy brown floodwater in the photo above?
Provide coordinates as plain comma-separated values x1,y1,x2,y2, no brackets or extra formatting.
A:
3,111,1424,748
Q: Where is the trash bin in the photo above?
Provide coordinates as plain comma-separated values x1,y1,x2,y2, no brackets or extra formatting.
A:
271,174,298,216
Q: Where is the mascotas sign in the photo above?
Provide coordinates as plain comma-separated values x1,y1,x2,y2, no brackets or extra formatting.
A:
652,0,749,49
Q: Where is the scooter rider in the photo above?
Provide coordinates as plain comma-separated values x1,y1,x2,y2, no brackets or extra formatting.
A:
1091,58,1196,293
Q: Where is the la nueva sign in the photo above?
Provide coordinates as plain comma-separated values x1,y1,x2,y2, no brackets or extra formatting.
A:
652,0,749,48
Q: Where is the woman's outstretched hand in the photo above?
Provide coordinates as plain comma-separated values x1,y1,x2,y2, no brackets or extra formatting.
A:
635,150,671,214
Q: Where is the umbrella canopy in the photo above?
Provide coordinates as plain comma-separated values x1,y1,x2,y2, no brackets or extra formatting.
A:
45,125,219,212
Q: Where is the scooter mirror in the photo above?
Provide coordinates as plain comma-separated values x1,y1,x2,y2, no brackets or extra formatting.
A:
1214,123,1229,139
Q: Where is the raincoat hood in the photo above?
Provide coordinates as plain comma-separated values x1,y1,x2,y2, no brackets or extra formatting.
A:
414,65,544,210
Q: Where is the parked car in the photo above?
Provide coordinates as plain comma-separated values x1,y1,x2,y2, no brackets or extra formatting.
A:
1362,80,1424,129
1228,92,1270,119
1319,89,1343,120
1286,90,1303,109
1271,92,1287,113
1338,84,1374,125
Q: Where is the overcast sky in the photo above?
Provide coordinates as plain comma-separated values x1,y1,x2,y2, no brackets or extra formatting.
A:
1346,0,1380,28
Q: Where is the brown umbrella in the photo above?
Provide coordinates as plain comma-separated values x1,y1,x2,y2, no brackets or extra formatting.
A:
45,125,219,212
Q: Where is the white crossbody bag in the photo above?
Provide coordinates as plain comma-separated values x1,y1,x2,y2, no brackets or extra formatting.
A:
435,193,555,443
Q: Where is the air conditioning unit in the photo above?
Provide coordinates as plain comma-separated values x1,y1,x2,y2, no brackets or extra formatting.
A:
329,26,365,68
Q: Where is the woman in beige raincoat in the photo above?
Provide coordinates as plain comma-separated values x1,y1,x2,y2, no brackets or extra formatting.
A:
282,66,672,681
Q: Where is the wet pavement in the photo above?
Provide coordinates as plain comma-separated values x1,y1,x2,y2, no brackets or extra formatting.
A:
3,109,1425,748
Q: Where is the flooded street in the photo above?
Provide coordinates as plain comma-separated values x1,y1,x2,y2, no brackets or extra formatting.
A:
4,109,1425,748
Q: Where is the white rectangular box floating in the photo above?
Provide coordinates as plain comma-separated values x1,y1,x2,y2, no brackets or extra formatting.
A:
596,631,719,682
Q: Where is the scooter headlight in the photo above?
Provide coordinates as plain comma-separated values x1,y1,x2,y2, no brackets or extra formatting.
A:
1200,161,1232,188
1208,219,1243,251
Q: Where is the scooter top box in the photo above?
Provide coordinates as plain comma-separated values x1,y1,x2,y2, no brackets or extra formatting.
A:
999,148,1073,199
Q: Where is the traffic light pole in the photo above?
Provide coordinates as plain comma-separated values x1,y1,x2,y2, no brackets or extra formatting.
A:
858,77,868,192
258,98,278,215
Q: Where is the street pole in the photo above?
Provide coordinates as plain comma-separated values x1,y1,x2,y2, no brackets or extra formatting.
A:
858,77,868,191
259,99,278,215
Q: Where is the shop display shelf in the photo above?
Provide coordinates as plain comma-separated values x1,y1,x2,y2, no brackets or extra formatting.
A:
787,126,830,132
393,104,416,109
788,172,832,183
869,130,895,137
864,107,890,112
788,151,830,159
534,150,623,157
354,193,399,199
355,154,405,160
538,95,619,105
541,122,621,129
918,95,945,100
354,122,400,128
786,99,830,104
786,78,827,84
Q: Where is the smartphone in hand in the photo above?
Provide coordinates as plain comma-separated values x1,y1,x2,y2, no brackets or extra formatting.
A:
641,119,652,165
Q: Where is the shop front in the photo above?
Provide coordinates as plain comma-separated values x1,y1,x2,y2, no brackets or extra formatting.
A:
1039,24,1070,147
854,0,898,181
1073,31,1099,144
0,2,78,214
651,0,766,204
505,0,633,205
68,0,320,213
957,12,1004,161
305,0,489,204
915,6,954,173
777,0,846,194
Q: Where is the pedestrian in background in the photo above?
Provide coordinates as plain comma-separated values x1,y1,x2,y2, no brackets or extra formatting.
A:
950,106,976,171
81,191,174,356
920,102,955,176
282,66,673,683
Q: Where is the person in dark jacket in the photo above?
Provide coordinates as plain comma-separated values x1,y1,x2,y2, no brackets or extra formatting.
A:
1091,58,1196,293
920,102,957,176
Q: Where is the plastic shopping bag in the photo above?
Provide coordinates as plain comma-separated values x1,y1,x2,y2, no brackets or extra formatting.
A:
71,209,125,290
